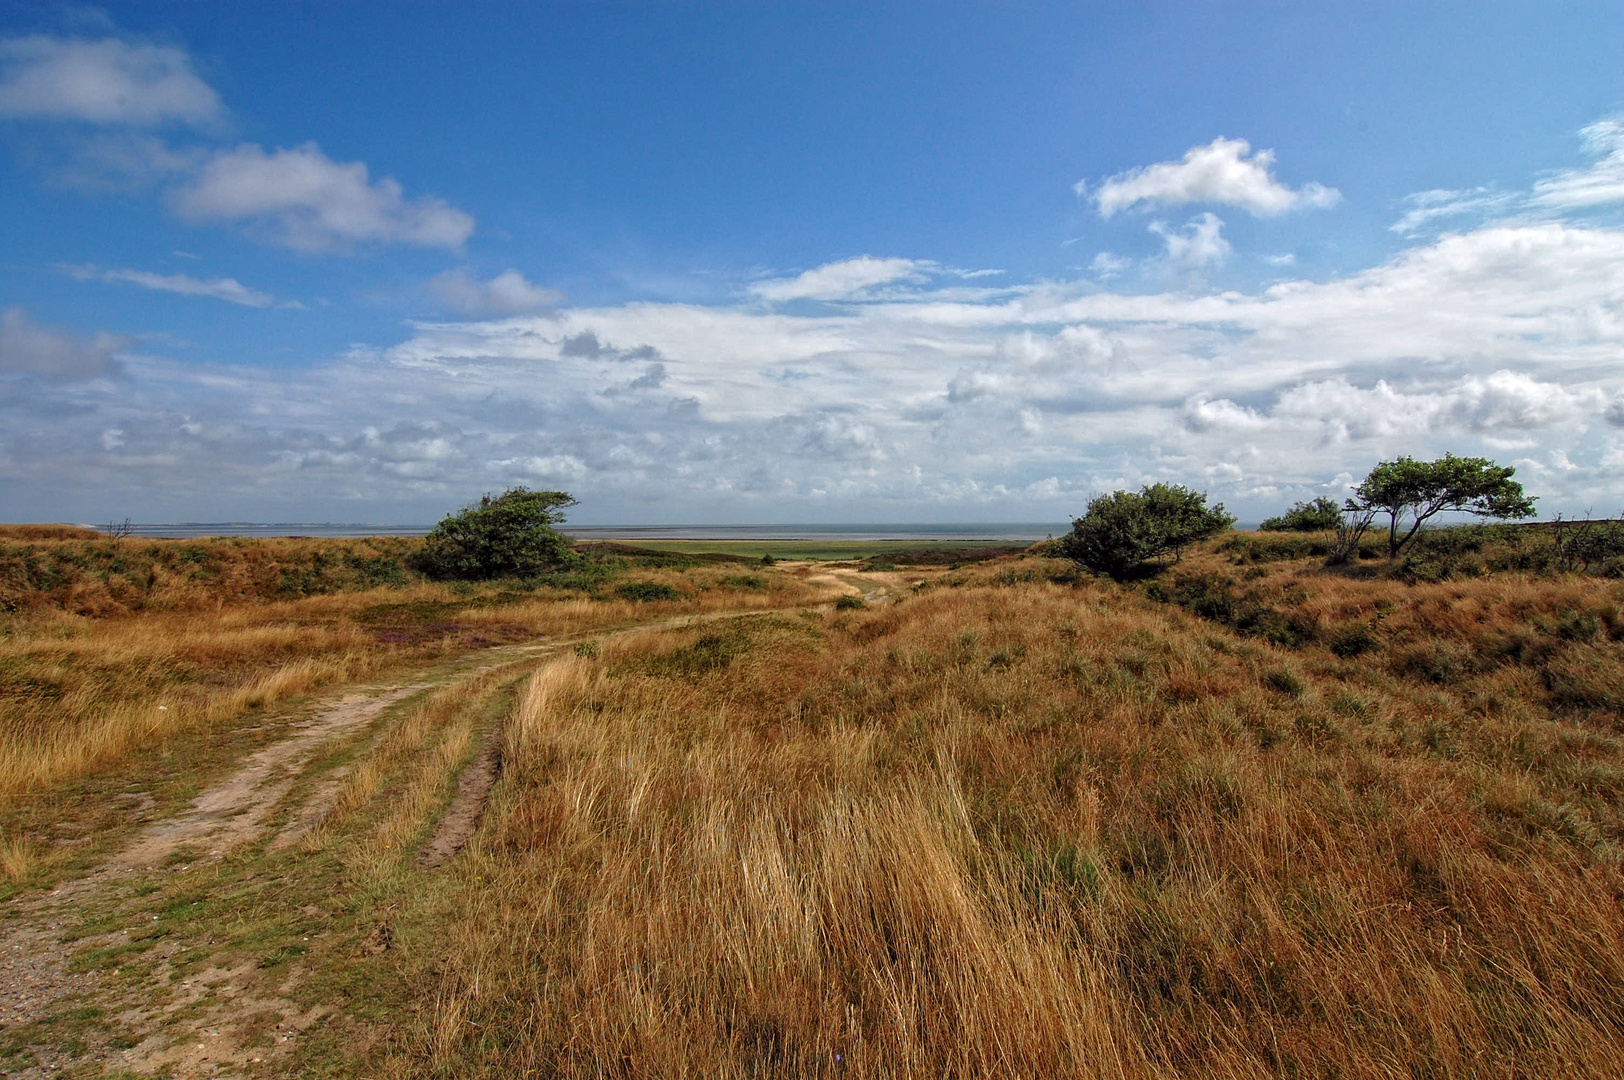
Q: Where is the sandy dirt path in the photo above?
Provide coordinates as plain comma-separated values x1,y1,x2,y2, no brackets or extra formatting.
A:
112,684,434,870
0,640,562,1078
0,603,847,1078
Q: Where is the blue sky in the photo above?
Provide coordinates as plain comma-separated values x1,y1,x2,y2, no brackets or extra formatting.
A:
3,2,1624,524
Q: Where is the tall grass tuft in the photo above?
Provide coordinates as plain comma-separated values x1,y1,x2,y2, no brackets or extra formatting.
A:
389,569,1624,1077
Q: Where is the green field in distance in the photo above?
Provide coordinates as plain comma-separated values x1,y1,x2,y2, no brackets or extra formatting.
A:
602,538,1034,561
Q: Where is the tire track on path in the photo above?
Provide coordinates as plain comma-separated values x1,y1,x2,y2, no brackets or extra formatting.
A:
0,597,853,1077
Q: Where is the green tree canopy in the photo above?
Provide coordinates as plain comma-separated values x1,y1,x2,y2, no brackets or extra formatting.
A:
1259,496,1343,532
1348,454,1535,557
1057,483,1235,581
413,487,578,580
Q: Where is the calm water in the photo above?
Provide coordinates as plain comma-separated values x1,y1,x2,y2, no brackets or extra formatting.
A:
89,522,1068,541
94,523,434,539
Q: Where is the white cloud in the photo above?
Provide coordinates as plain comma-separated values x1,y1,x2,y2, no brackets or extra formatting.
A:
1607,393,1624,429
1189,372,1607,443
0,306,129,378
750,256,927,302
11,122,1624,523
1390,116,1624,235
430,269,562,317
39,131,208,191
1150,212,1231,269
499,454,588,482
1089,252,1132,278
171,142,475,252
1446,370,1606,432
61,264,276,307
0,35,222,126
1533,117,1624,211
1182,396,1268,433
1391,186,1518,236
1087,137,1340,218
0,35,474,260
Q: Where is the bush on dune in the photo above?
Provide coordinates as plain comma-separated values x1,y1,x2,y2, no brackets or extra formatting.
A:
1259,496,1342,532
412,487,578,581
1056,483,1234,580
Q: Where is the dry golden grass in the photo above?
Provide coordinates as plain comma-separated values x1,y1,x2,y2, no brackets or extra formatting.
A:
388,558,1624,1078
11,527,1623,1076
0,833,36,882
0,537,828,814
0,533,425,615
0,524,103,541
0,608,384,803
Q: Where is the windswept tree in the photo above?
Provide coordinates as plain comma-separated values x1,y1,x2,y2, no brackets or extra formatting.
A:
1057,483,1235,580
1348,454,1535,557
413,487,578,580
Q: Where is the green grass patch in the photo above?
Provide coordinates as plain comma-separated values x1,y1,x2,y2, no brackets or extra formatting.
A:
615,581,683,602
600,538,1027,561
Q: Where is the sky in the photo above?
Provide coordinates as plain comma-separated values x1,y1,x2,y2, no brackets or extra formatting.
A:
3,2,1624,526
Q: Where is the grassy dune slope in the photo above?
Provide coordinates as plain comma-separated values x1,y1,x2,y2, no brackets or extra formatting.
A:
4,529,1624,1077
0,535,826,880
394,556,1624,1078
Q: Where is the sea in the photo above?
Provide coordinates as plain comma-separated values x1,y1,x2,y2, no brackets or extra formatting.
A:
87,522,1069,542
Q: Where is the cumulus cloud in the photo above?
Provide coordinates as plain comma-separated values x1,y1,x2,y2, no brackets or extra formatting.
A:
1086,137,1340,218
13,212,1611,522
750,256,927,302
12,121,1624,523
0,35,223,127
61,264,276,307
430,269,562,317
39,131,208,191
1,35,474,256
1188,372,1607,443
559,331,607,359
1182,396,1268,433
170,142,475,252
1606,393,1624,428
0,306,129,378
1149,212,1231,269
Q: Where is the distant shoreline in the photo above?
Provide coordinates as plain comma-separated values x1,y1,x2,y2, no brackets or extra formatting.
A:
65,521,1071,541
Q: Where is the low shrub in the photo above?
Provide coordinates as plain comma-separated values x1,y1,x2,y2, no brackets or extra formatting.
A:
1057,484,1234,580
1263,668,1307,696
1388,641,1479,685
616,581,682,602
1147,573,1318,648
1326,622,1379,658
1220,533,1333,564
1543,647,1624,711
638,629,752,677
1259,497,1343,532
413,487,577,581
